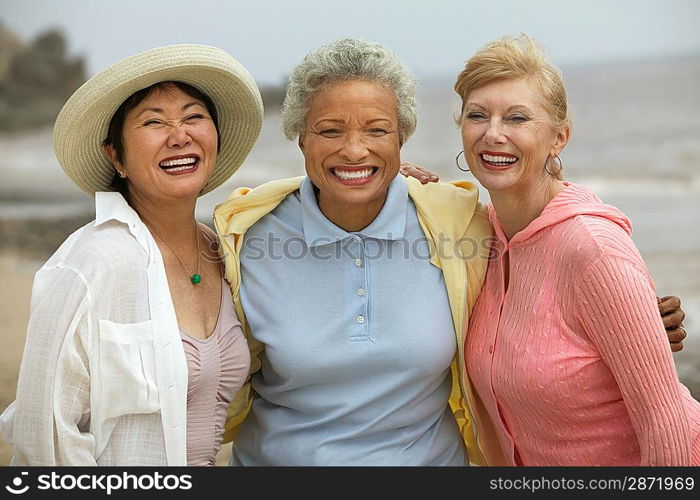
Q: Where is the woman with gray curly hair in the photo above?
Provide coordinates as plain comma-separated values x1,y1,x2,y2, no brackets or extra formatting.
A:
280,37,419,145
214,37,492,465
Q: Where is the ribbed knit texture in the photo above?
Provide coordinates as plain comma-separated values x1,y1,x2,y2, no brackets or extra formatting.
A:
180,278,250,466
466,182,700,466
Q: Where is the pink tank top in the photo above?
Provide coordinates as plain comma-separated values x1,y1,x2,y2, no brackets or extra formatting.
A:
179,277,250,466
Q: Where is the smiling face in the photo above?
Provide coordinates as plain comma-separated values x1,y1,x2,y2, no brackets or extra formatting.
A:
105,83,218,203
299,79,402,226
461,78,568,197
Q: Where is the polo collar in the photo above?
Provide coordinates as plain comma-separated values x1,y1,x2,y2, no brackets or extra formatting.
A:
300,176,408,248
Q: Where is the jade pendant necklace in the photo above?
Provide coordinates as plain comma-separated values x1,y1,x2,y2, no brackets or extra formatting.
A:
142,217,202,285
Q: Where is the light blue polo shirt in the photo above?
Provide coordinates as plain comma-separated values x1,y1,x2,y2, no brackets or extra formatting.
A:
233,176,466,466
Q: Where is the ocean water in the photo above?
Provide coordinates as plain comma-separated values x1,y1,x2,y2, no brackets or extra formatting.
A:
0,56,698,392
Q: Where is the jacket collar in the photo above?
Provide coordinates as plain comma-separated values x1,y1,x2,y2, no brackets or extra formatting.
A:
214,175,482,246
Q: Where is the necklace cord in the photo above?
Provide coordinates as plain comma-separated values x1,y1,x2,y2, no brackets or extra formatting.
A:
141,215,201,284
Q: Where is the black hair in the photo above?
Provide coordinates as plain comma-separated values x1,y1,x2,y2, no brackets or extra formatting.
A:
102,81,221,197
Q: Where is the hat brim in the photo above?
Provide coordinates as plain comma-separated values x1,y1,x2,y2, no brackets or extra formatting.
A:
53,44,263,196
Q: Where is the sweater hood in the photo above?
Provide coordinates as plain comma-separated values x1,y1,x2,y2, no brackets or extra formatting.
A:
490,182,632,246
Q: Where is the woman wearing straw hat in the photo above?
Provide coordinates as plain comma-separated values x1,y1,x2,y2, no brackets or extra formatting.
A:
0,45,263,465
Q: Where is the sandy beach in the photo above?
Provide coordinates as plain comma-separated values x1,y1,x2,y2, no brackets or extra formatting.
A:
0,254,37,466
1,56,698,465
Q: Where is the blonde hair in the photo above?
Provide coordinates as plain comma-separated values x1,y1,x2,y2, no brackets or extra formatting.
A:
454,34,570,131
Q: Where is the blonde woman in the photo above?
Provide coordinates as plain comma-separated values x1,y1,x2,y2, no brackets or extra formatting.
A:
404,35,698,465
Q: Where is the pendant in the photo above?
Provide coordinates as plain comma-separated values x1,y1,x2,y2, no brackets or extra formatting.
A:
191,274,202,285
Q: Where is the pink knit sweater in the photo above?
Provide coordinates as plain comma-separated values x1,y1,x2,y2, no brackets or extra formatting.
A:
465,182,700,466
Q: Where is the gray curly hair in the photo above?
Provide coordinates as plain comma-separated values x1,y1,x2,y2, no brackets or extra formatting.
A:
280,37,418,144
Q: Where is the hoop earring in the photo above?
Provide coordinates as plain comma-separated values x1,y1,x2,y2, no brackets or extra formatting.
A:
456,150,470,172
117,169,127,178
545,155,563,176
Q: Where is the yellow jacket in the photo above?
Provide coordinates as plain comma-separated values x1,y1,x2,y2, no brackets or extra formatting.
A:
213,176,499,465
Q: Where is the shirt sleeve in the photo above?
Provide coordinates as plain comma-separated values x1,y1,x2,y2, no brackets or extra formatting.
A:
11,266,97,465
575,255,692,465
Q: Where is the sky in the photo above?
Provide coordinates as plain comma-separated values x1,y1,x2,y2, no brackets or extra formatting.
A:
1,0,700,85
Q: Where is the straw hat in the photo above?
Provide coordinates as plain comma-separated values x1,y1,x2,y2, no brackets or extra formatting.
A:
53,44,263,196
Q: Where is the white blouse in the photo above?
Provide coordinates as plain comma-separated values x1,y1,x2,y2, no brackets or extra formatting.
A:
1,192,190,465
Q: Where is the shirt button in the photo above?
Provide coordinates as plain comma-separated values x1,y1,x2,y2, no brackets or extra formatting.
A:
355,259,363,267
488,346,494,354
357,288,365,296
357,316,365,324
